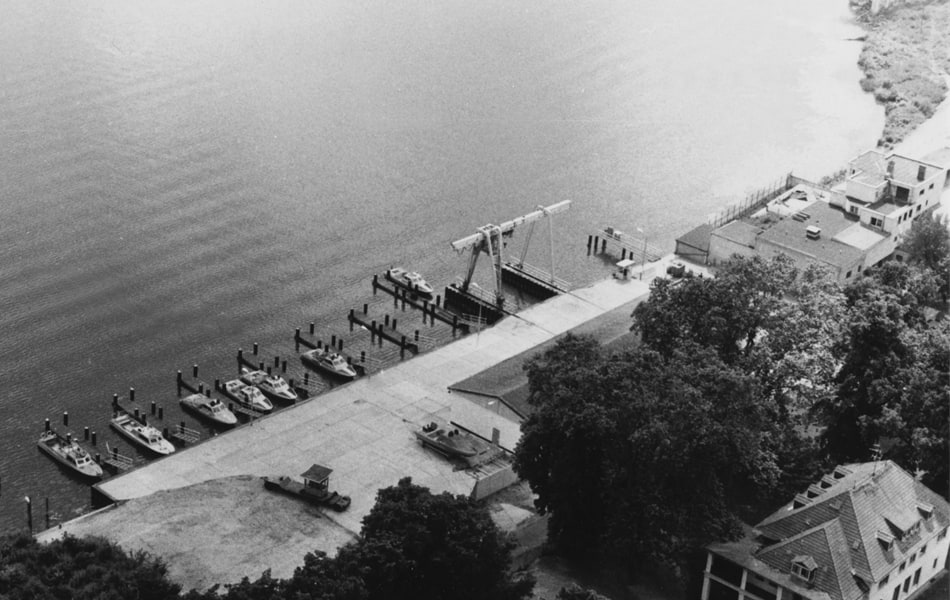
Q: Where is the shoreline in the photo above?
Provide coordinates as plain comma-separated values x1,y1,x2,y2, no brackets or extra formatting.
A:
852,0,950,148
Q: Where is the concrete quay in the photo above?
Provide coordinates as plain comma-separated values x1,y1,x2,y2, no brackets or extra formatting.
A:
37,275,652,588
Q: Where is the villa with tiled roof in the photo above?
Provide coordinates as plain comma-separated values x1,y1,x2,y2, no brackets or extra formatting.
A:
701,461,949,600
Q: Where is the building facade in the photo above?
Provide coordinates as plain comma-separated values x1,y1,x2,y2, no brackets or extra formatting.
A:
701,461,950,600
706,149,950,281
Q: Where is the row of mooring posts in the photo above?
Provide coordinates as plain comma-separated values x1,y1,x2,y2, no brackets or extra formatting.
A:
236,348,289,376
370,274,468,334
587,234,609,254
347,309,420,357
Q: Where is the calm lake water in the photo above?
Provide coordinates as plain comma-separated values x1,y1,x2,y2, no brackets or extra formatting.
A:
0,0,881,533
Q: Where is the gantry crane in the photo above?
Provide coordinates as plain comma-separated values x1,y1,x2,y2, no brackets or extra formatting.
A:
449,200,571,308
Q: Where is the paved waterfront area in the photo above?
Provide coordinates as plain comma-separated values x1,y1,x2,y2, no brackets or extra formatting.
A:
38,274,653,590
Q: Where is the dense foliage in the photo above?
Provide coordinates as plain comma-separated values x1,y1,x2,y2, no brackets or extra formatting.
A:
822,261,950,495
514,249,950,581
192,478,533,600
0,534,181,600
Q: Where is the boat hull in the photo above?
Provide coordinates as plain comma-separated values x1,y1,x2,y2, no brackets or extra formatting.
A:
179,396,238,426
300,351,357,380
110,414,175,455
37,434,103,479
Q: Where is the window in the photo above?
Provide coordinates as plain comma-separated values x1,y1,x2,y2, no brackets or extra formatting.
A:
892,585,900,600
903,577,911,593
850,205,859,214
846,270,852,279
919,188,925,195
880,574,890,587
917,205,922,213
930,183,935,189
913,568,921,586
938,527,947,541
899,561,906,573
791,558,816,583
909,551,916,563
871,216,884,228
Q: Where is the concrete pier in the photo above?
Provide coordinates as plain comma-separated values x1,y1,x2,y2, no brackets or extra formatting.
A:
39,275,651,589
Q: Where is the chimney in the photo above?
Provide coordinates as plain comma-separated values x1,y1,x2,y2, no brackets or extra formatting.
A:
806,225,821,240
491,427,500,446
886,160,895,178
917,165,926,181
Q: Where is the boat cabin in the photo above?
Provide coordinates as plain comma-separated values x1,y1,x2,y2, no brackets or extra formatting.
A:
301,464,333,491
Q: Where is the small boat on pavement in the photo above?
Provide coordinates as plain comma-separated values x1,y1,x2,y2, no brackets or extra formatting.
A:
222,379,274,413
386,267,434,297
38,430,103,479
300,347,357,380
179,393,238,426
415,421,481,458
240,368,298,403
110,410,175,455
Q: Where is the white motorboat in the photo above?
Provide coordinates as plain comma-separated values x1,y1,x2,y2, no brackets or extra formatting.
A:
37,430,103,479
386,267,434,297
222,379,274,413
300,347,357,380
110,410,175,455
240,368,298,403
179,393,238,426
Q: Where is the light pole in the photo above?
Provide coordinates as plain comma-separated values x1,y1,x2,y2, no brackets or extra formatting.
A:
636,227,647,280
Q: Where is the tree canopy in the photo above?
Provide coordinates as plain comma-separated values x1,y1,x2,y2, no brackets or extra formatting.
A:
513,333,780,574
0,533,181,600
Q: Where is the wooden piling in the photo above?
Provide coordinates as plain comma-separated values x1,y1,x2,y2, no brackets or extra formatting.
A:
129,387,135,403
193,364,198,378
253,342,258,355
63,411,68,426
158,407,163,420
84,426,89,441
309,322,315,334
44,418,50,432
92,431,97,445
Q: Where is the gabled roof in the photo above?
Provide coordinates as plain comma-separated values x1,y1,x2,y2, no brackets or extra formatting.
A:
757,519,864,600
755,461,950,586
710,461,950,600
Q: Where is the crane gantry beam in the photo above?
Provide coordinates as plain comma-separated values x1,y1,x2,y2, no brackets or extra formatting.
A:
449,200,571,307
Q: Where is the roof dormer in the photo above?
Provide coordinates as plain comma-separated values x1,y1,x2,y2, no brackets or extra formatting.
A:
791,555,818,583
918,502,934,519
833,465,852,480
876,530,895,551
